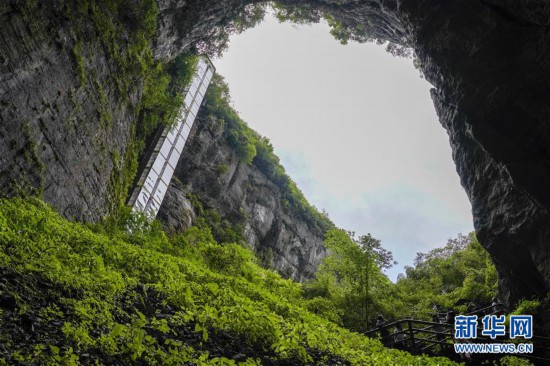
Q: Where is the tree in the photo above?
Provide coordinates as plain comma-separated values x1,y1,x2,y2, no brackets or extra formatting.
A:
305,229,396,332
358,233,397,270
356,233,396,327
395,233,497,319
197,4,267,57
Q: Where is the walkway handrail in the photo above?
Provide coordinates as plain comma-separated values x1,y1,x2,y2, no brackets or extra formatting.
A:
464,304,503,316
365,316,550,362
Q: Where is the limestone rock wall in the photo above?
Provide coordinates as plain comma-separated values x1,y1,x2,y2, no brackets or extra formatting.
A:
158,112,327,282
0,1,137,220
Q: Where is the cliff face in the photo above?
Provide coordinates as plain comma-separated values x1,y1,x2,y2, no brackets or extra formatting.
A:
0,1,137,220
2,0,550,312
157,112,327,282
397,0,550,307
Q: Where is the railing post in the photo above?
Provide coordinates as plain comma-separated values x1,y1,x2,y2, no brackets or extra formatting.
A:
408,320,416,352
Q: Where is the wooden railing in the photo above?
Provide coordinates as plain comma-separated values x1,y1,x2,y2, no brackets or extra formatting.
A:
365,316,550,364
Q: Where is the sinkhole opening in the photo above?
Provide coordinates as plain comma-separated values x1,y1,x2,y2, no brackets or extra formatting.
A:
210,12,473,280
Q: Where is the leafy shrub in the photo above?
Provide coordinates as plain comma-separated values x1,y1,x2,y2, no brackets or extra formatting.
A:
305,297,343,325
196,4,267,57
215,164,230,175
0,198,458,365
200,243,254,277
510,299,541,316
395,233,498,320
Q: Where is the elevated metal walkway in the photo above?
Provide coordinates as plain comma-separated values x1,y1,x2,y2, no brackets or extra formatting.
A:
127,56,215,218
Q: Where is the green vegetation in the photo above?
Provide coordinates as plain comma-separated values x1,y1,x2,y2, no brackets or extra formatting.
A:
394,233,498,319
203,75,334,236
215,164,230,175
72,40,86,88
303,229,397,332
93,76,112,129
272,2,413,58
187,194,248,247
303,230,499,330
139,50,198,138
0,198,458,365
197,4,268,57
509,300,541,317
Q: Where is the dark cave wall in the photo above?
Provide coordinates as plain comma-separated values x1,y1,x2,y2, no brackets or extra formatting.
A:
398,0,550,306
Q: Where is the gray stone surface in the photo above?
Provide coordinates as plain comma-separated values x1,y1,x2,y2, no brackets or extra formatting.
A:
158,113,327,282
0,1,137,220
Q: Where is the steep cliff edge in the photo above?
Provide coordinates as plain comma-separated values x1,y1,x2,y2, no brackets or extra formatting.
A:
157,106,328,282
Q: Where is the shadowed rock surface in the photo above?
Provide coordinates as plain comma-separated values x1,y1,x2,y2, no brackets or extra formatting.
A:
397,1,550,308
2,0,550,324
0,1,139,220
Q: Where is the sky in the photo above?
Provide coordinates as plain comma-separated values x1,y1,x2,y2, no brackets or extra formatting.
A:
212,13,474,281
